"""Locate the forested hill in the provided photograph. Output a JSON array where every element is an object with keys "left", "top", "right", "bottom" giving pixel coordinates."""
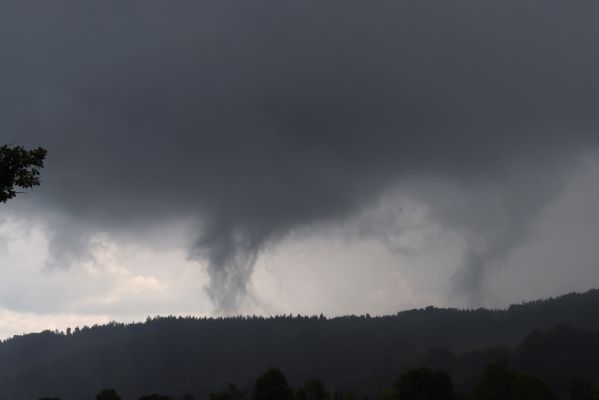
[{"left": 1, "top": 289, "right": 598, "bottom": 400}]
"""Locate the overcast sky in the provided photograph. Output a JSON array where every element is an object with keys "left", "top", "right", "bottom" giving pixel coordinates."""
[{"left": 1, "top": 1, "right": 599, "bottom": 339}]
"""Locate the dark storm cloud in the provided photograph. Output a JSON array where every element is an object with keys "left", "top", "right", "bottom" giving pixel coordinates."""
[{"left": 2, "top": 1, "right": 599, "bottom": 309}]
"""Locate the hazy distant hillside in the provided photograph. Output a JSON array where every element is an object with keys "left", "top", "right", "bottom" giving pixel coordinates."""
[{"left": 1, "top": 290, "right": 598, "bottom": 400}]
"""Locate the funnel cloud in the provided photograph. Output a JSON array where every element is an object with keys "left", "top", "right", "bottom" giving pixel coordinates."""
[{"left": 1, "top": 1, "right": 599, "bottom": 310}]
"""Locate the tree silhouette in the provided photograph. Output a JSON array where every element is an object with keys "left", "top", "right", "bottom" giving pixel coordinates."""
[
  {"left": 297, "top": 379, "right": 330, "bottom": 400},
  {"left": 210, "top": 384, "right": 246, "bottom": 400},
  {"left": 252, "top": 368, "right": 293, "bottom": 400},
  {"left": 471, "top": 359, "right": 512, "bottom": 400},
  {"left": 569, "top": 378, "right": 599, "bottom": 400},
  {"left": 3, "top": 290, "right": 599, "bottom": 400},
  {"left": 393, "top": 368, "right": 456, "bottom": 400},
  {"left": 512, "top": 372, "right": 557, "bottom": 400},
  {"left": 138, "top": 394, "right": 173, "bottom": 400},
  {"left": 472, "top": 360, "right": 555, "bottom": 400},
  {"left": 95, "top": 388, "right": 122, "bottom": 400},
  {"left": 0, "top": 144, "right": 47, "bottom": 202}
]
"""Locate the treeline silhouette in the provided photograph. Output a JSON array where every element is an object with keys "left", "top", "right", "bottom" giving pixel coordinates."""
[
  {"left": 2, "top": 289, "right": 599, "bottom": 400},
  {"left": 37, "top": 358, "right": 599, "bottom": 400}
]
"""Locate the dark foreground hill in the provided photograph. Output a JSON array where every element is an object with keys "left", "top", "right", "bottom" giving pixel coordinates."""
[{"left": 1, "top": 289, "right": 599, "bottom": 400}]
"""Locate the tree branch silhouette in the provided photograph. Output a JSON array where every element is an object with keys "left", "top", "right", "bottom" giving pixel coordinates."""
[{"left": 0, "top": 144, "right": 47, "bottom": 203}]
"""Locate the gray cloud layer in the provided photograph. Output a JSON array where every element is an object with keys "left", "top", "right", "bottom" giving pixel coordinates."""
[{"left": 1, "top": 1, "right": 599, "bottom": 310}]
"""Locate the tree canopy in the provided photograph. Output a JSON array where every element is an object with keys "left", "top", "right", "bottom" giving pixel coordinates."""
[
  {"left": 0, "top": 144, "right": 47, "bottom": 203},
  {"left": 3, "top": 291, "right": 599, "bottom": 400},
  {"left": 252, "top": 368, "right": 294, "bottom": 400},
  {"left": 296, "top": 379, "right": 329, "bottom": 400},
  {"left": 95, "top": 388, "right": 122, "bottom": 400},
  {"left": 472, "top": 360, "right": 556, "bottom": 400},
  {"left": 393, "top": 368, "right": 456, "bottom": 400}
]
